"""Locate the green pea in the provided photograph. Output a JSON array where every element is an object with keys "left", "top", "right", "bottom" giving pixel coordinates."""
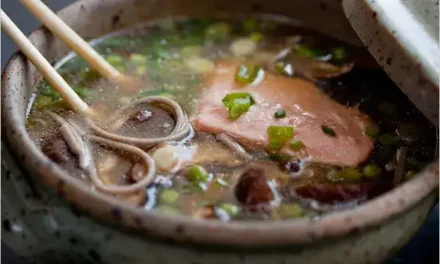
[
  {"left": 364, "top": 124, "right": 380, "bottom": 139},
  {"left": 278, "top": 203, "right": 305, "bottom": 218},
  {"left": 185, "top": 165, "right": 210, "bottom": 182},
  {"left": 378, "top": 134, "right": 398, "bottom": 145},
  {"left": 249, "top": 32, "right": 264, "bottom": 42},
  {"left": 205, "top": 22, "right": 231, "bottom": 41},
  {"left": 129, "top": 53, "right": 148, "bottom": 64},
  {"left": 336, "top": 168, "right": 361, "bottom": 180},
  {"left": 243, "top": 18, "right": 258, "bottom": 32},
  {"left": 331, "top": 47, "right": 347, "bottom": 62},
  {"left": 159, "top": 189, "right": 179, "bottom": 204},
  {"left": 363, "top": 164, "right": 382, "bottom": 178},
  {"left": 105, "top": 54, "right": 124, "bottom": 66}
]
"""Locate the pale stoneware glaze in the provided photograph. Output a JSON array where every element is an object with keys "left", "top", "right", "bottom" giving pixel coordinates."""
[
  {"left": 343, "top": 0, "right": 440, "bottom": 126},
  {"left": 2, "top": 0, "right": 439, "bottom": 263}
]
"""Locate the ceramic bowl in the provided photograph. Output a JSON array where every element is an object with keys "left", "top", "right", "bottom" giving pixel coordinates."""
[{"left": 2, "top": 0, "right": 438, "bottom": 263}]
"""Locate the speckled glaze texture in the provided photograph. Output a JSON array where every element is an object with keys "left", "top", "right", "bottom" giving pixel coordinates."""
[
  {"left": 2, "top": 0, "right": 439, "bottom": 263},
  {"left": 343, "top": 0, "right": 440, "bottom": 126}
]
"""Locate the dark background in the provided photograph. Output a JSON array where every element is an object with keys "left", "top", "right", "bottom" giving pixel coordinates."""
[{"left": 1, "top": 1, "right": 438, "bottom": 263}]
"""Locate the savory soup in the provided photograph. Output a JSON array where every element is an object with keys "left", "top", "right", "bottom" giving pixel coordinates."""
[{"left": 26, "top": 17, "right": 437, "bottom": 221}]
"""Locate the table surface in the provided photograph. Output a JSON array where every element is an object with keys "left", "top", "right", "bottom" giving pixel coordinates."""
[{"left": 1, "top": 1, "right": 438, "bottom": 263}]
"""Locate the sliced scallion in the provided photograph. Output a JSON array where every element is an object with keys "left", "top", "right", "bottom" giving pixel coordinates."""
[
  {"left": 289, "top": 140, "right": 305, "bottom": 151},
  {"left": 159, "top": 189, "right": 180, "bottom": 204},
  {"left": 321, "top": 125, "right": 336, "bottom": 137},
  {"left": 274, "top": 109, "right": 286, "bottom": 118},
  {"left": 215, "top": 178, "right": 229, "bottom": 188},
  {"left": 235, "top": 63, "right": 261, "bottom": 84},
  {"left": 363, "top": 164, "right": 382, "bottom": 178},
  {"left": 222, "top": 92, "right": 255, "bottom": 120},
  {"left": 267, "top": 126, "right": 294, "bottom": 150}
]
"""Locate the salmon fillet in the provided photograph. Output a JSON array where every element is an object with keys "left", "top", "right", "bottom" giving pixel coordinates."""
[{"left": 191, "top": 61, "right": 373, "bottom": 167}]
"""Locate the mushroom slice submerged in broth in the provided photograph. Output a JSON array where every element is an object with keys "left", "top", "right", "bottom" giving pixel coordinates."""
[{"left": 270, "top": 48, "right": 354, "bottom": 81}]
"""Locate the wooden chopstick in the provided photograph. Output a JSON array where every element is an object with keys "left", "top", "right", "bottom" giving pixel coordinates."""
[
  {"left": 19, "top": 0, "right": 138, "bottom": 90},
  {"left": 1, "top": 10, "right": 93, "bottom": 116}
]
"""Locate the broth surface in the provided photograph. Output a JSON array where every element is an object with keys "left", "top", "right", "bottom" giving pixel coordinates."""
[{"left": 27, "top": 17, "right": 437, "bottom": 221}]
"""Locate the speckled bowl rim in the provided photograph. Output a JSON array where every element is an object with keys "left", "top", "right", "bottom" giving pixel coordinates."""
[{"left": 2, "top": 0, "right": 439, "bottom": 247}]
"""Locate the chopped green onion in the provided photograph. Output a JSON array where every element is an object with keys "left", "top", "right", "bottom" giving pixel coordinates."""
[
  {"left": 243, "top": 18, "right": 258, "bottom": 32},
  {"left": 105, "top": 54, "right": 124, "bottom": 66},
  {"left": 378, "top": 134, "right": 398, "bottom": 145},
  {"left": 278, "top": 203, "right": 304, "bottom": 218},
  {"left": 215, "top": 178, "right": 229, "bottom": 187},
  {"left": 331, "top": 47, "right": 347, "bottom": 62},
  {"left": 159, "top": 189, "right": 180, "bottom": 204},
  {"left": 129, "top": 53, "right": 147, "bottom": 64},
  {"left": 249, "top": 32, "right": 264, "bottom": 42},
  {"left": 156, "top": 205, "right": 180, "bottom": 216},
  {"left": 336, "top": 168, "right": 361, "bottom": 180},
  {"left": 185, "top": 165, "right": 210, "bottom": 183},
  {"left": 365, "top": 124, "right": 380, "bottom": 139},
  {"left": 321, "top": 125, "right": 336, "bottom": 137},
  {"left": 268, "top": 153, "right": 291, "bottom": 162},
  {"left": 289, "top": 140, "right": 305, "bottom": 151},
  {"left": 219, "top": 203, "right": 239, "bottom": 216},
  {"left": 267, "top": 126, "right": 294, "bottom": 150},
  {"left": 274, "top": 109, "right": 286, "bottom": 118},
  {"left": 235, "top": 63, "right": 261, "bottom": 84},
  {"left": 363, "top": 164, "right": 382, "bottom": 178},
  {"left": 222, "top": 92, "right": 255, "bottom": 120},
  {"left": 205, "top": 22, "right": 231, "bottom": 41}
]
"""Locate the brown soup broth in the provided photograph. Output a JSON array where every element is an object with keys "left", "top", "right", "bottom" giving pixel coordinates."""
[{"left": 26, "top": 17, "right": 437, "bottom": 221}]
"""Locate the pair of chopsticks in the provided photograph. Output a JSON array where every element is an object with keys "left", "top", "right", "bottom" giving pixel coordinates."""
[{"left": 1, "top": 0, "right": 139, "bottom": 117}]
